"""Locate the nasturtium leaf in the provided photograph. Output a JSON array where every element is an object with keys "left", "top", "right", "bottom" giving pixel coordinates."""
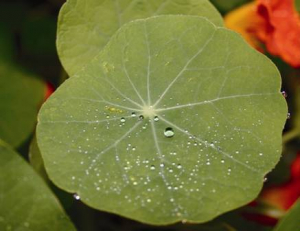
[
  {"left": 29, "top": 135, "right": 48, "bottom": 180},
  {"left": 57, "top": 0, "right": 223, "bottom": 76},
  {"left": 273, "top": 199, "right": 300, "bottom": 231},
  {"left": 0, "top": 140, "right": 76, "bottom": 231},
  {"left": 0, "top": 64, "right": 45, "bottom": 147},
  {"left": 37, "top": 16, "right": 287, "bottom": 224}
]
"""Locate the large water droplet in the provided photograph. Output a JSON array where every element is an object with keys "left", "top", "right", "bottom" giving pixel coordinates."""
[
  {"left": 154, "top": 116, "right": 159, "bottom": 122},
  {"left": 164, "top": 127, "right": 174, "bottom": 138},
  {"left": 139, "top": 115, "right": 144, "bottom": 120},
  {"left": 131, "top": 112, "right": 136, "bottom": 117},
  {"left": 120, "top": 117, "right": 126, "bottom": 123}
]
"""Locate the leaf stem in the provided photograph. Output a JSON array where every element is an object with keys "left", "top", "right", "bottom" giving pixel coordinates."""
[{"left": 282, "top": 128, "right": 300, "bottom": 144}]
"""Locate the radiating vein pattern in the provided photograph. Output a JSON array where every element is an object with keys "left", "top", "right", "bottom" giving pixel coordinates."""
[{"left": 38, "top": 16, "right": 287, "bottom": 225}]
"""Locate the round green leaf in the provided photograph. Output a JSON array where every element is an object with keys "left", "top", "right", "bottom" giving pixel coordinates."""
[
  {"left": 0, "top": 64, "right": 45, "bottom": 147},
  {"left": 37, "top": 16, "right": 287, "bottom": 224},
  {"left": 57, "top": 0, "right": 223, "bottom": 76},
  {"left": 0, "top": 140, "right": 76, "bottom": 231}
]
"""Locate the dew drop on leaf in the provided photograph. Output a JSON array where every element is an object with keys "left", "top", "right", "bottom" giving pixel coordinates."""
[
  {"left": 154, "top": 116, "right": 159, "bottom": 122},
  {"left": 164, "top": 127, "right": 174, "bottom": 138},
  {"left": 73, "top": 194, "right": 80, "bottom": 200},
  {"left": 131, "top": 112, "right": 136, "bottom": 118},
  {"left": 150, "top": 165, "right": 155, "bottom": 170},
  {"left": 120, "top": 117, "right": 126, "bottom": 123}
]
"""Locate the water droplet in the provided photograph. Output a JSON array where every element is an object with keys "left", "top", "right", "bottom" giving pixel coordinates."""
[
  {"left": 106, "top": 115, "right": 110, "bottom": 119},
  {"left": 146, "top": 198, "right": 151, "bottom": 203},
  {"left": 73, "top": 194, "right": 80, "bottom": 200},
  {"left": 227, "top": 168, "right": 232, "bottom": 175},
  {"left": 139, "top": 115, "right": 144, "bottom": 120},
  {"left": 221, "top": 159, "right": 225, "bottom": 164},
  {"left": 281, "top": 91, "right": 287, "bottom": 98},
  {"left": 259, "top": 152, "right": 263, "bottom": 156},
  {"left": 120, "top": 117, "right": 126, "bottom": 123},
  {"left": 170, "top": 198, "right": 174, "bottom": 202},
  {"left": 287, "top": 112, "right": 291, "bottom": 119},
  {"left": 264, "top": 177, "right": 268, "bottom": 182},
  {"left": 131, "top": 112, "right": 136, "bottom": 117},
  {"left": 177, "top": 164, "right": 182, "bottom": 169},
  {"left": 150, "top": 165, "right": 155, "bottom": 170},
  {"left": 154, "top": 116, "right": 159, "bottom": 122},
  {"left": 164, "top": 127, "right": 174, "bottom": 138}
]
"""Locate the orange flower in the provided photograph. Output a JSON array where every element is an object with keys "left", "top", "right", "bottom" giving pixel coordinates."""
[
  {"left": 260, "top": 154, "right": 300, "bottom": 210},
  {"left": 44, "top": 82, "right": 54, "bottom": 101},
  {"left": 224, "top": 2, "right": 263, "bottom": 50},
  {"left": 225, "top": 0, "right": 300, "bottom": 67}
]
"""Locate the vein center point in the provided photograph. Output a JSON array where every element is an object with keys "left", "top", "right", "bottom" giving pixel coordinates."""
[{"left": 142, "top": 105, "right": 156, "bottom": 118}]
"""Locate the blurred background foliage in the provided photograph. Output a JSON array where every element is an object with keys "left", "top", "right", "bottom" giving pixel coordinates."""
[{"left": 0, "top": 0, "right": 300, "bottom": 230}]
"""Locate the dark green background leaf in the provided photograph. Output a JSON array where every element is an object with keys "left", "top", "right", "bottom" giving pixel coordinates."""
[
  {"left": 273, "top": 199, "right": 300, "bottom": 231},
  {"left": 210, "top": 0, "right": 250, "bottom": 14},
  {"left": 0, "top": 64, "right": 45, "bottom": 147},
  {"left": 0, "top": 140, "right": 76, "bottom": 231}
]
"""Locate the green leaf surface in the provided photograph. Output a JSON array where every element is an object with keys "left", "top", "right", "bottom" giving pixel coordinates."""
[
  {"left": 57, "top": 0, "right": 223, "bottom": 76},
  {"left": 273, "top": 199, "right": 300, "bottom": 231},
  {"left": 0, "top": 140, "right": 76, "bottom": 231},
  {"left": 0, "top": 64, "right": 45, "bottom": 147},
  {"left": 38, "top": 16, "right": 287, "bottom": 224},
  {"left": 29, "top": 135, "right": 48, "bottom": 180}
]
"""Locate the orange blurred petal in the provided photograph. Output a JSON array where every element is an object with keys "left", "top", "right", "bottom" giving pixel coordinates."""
[
  {"left": 256, "top": 0, "right": 300, "bottom": 67},
  {"left": 224, "top": 2, "right": 263, "bottom": 50}
]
